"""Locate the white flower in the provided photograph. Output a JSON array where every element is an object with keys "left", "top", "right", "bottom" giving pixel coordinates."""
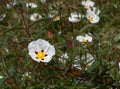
[
  {"left": 81, "top": 0, "right": 94, "bottom": 9},
  {"left": 30, "top": 13, "right": 42, "bottom": 21},
  {"left": 6, "top": 0, "right": 17, "bottom": 8},
  {"left": 82, "top": 53, "right": 94, "bottom": 66},
  {"left": 0, "top": 75, "right": 3, "bottom": 79},
  {"left": 53, "top": 16, "right": 60, "bottom": 21},
  {"left": 28, "top": 39, "right": 55, "bottom": 63},
  {"left": 0, "top": 14, "right": 6, "bottom": 21},
  {"left": 59, "top": 53, "right": 68, "bottom": 64},
  {"left": 26, "top": 2, "right": 37, "bottom": 8},
  {"left": 73, "top": 53, "right": 94, "bottom": 70},
  {"left": 76, "top": 34, "right": 92, "bottom": 43},
  {"left": 68, "top": 12, "right": 81, "bottom": 23},
  {"left": 40, "top": 0, "right": 47, "bottom": 4},
  {"left": 86, "top": 7, "right": 100, "bottom": 23}
]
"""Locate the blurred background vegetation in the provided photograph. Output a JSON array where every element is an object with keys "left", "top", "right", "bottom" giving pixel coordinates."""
[{"left": 0, "top": 0, "right": 120, "bottom": 89}]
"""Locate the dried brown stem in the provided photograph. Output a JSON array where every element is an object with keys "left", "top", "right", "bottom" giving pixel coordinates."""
[{"left": 19, "top": 9, "right": 31, "bottom": 38}]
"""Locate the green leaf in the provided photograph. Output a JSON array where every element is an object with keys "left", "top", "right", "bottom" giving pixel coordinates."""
[{"left": 87, "top": 60, "right": 100, "bottom": 73}]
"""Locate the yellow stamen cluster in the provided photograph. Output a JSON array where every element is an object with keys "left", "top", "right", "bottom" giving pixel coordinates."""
[
  {"left": 88, "top": 17, "right": 93, "bottom": 23},
  {"left": 82, "top": 39, "right": 87, "bottom": 43},
  {"left": 35, "top": 50, "right": 47, "bottom": 60},
  {"left": 55, "top": 16, "right": 60, "bottom": 20},
  {"left": 85, "top": 5, "right": 90, "bottom": 9},
  {"left": 28, "top": 75, "right": 32, "bottom": 79},
  {"left": 85, "top": 63, "right": 89, "bottom": 67}
]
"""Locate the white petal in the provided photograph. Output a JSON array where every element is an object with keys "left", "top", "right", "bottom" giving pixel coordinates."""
[
  {"left": 41, "top": 56, "right": 52, "bottom": 62},
  {"left": 28, "top": 39, "right": 55, "bottom": 63},
  {"left": 76, "top": 35, "right": 85, "bottom": 42},
  {"left": 26, "top": 3, "right": 37, "bottom": 8},
  {"left": 81, "top": 53, "right": 94, "bottom": 66},
  {"left": 45, "top": 46, "right": 55, "bottom": 56},
  {"left": 29, "top": 52, "right": 41, "bottom": 62},
  {"left": 30, "top": 13, "right": 42, "bottom": 21},
  {"left": 81, "top": 1, "right": 86, "bottom": 5},
  {"left": 81, "top": 0, "right": 94, "bottom": 9},
  {"left": 92, "top": 7, "right": 100, "bottom": 15},
  {"left": 68, "top": 12, "right": 81, "bottom": 23},
  {"left": 68, "top": 17, "right": 80, "bottom": 23},
  {"left": 85, "top": 34, "right": 92, "bottom": 42},
  {"left": 87, "top": 0, "right": 94, "bottom": 7},
  {"left": 93, "top": 16, "right": 100, "bottom": 23}
]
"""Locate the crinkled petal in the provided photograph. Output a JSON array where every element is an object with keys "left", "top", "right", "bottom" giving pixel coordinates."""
[
  {"left": 85, "top": 34, "right": 92, "bottom": 42},
  {"left": 28, "top": 39, "right": 55, "bottom": 63}
]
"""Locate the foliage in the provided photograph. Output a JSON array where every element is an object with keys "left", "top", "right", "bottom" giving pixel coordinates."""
[{"left": 0, "top": 0, "right": 120, "bottom": 89}]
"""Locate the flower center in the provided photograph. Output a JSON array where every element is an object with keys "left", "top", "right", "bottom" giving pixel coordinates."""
[
  {"left": 88, "top": 17, "right": 93, "bottom": 23},
  {"left": 85, "top": 5, "right": 90, "bottom": 9},
  {"left": 35, "top": 50, "right": 47, "bottom": 60},
  {"left": 85, "top": 62, "right": 89, "bottom": 67},
  {"left": 82, "top": 39, "right": 87, "bottom": 43},
  {"left": 28, "top": 75, "right": 32, "bottom": 79},
  {"left": 54, "top": 16, "right": 60, "bottom": 20},
  {"left": 34, "top": 15, "right": 39, "bottom": 20}
]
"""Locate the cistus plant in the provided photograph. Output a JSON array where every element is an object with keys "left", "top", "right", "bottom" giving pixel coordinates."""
[{"left": 0, "top": 0, "right": 120, "bottom": 89}]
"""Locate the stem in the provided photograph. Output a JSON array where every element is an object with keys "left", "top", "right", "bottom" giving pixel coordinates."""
[
  {"left": 19, "top": 9, "right": 31, "bottom": 38},
  {"left": 1, "top": 56, "right": 9, "bottom": 76}
]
